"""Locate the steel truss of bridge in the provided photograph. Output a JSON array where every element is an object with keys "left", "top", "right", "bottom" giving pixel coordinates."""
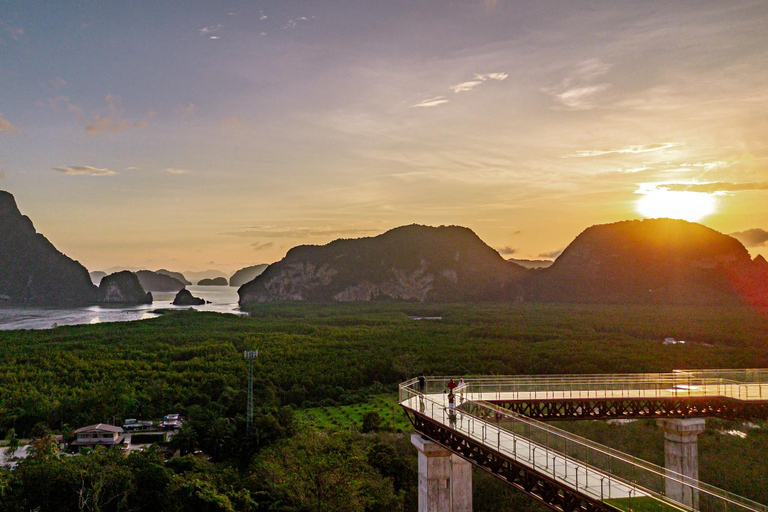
[{"left": 400, "top": 370, "right": 768, "bottom": 512}]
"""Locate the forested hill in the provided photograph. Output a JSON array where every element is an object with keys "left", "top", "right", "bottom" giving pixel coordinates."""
[
  {"left": 526, "top": 218, "right": 766, "bottom": 305},
  {"left": 0, "top": 190, "right": 96, "bottom": 305},
  {"left": 238, "top": 224, "right": 527, "bottom": 304}
]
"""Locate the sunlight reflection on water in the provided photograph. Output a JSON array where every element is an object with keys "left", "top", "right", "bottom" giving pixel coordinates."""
[{"left": 0, "top": 285, "right": 244, "bottom": 330}]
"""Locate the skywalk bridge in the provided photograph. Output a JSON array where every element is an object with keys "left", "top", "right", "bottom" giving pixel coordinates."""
[{"left": 399, "top": 370, "right": 768, "bottom": 512}]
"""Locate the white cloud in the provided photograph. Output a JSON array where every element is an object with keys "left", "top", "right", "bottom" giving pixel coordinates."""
[
  {"left": 199, "top": 24, "right": 222, "bottom": 35},
  {"left": 449, "top": 72, "right": 507, "bottom": 93},
  {"left": 412, "top": 96, "right": 449, "bottom": 108},
  {"left": 450, "top": 80, "right": 484, "bottom": 93},
  {"left": 0, "top": 113, "right": 17, "bottom": 134},
  {"left": 53, "top": 165, "right": 117, "bottom": 176},
  {"left": 567, "top": 143, "right": 680, "bottom": 158},
  {"left": 544, "top": 59, "right": 612, "bottom": 110},
  {"left": 166, "top": 168, "right": 189, "bottom": 175},
  {"left": 553, "top": 84, "right": 611, "bottom": 109}
]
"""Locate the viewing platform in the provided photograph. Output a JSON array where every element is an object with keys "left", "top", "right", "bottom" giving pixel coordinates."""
[{"left": 400, "top": 370, "right": 768, "bottom": 512}]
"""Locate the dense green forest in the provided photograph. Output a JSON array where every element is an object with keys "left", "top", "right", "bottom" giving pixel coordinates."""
[{"left": 1, "top": 302, "right": 767, "bottom": 511}]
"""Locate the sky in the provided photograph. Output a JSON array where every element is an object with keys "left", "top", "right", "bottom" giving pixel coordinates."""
[{"left": 1, "top": 1, "right": 768, "bottom": 274}]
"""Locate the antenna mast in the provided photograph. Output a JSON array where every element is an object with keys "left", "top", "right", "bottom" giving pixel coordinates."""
[{"left": 243, "top": 350, "right": 259, "bottom": 433}]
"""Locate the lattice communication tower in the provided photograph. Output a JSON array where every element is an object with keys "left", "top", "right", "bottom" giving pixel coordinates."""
[{"left": 243, "top": 350, "right": 259, "bottom": 433}]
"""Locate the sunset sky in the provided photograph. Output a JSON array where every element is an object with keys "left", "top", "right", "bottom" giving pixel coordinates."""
[{"left": 2, "top": 1, "right": 767, "bottom": 274}]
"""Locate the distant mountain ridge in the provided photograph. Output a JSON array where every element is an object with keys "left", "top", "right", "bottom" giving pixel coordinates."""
[
  {"left": 508, "top": 258, "right": 553, "bottom": 269},
  {"left": 0, "top": 191, "right": 97, "bottom": 305},
  {"left": 230, "top": 264, "right": 269, "bottom": 287},
  {"left": 135, "top": 270, "right": 185, "bottom": 292},
  {"left": 239, "top": 224, "right": 526, "bottom": 304}
]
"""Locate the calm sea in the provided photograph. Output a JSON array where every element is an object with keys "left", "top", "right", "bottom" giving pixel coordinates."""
[{"left": 0, "top": 285, "right": 244, "bottom": 330}]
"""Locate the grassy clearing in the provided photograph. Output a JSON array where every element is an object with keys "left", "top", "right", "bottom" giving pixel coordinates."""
[
  {"left": 295, "top": 393, "right": 412, "bottom": 432},
  {"left": 605, "top": 496, "right": 690, "bottom": 512}
]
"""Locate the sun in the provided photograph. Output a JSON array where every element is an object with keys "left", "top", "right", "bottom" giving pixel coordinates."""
[{"left": 637, "top": 190, "right": 717, "bottom": 222}]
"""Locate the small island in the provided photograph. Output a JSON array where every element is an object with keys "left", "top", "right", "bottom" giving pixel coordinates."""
[
  {"left": 197, "top": 277, "right": 228, "bottom": 286},
  {"left": 172, "top": 288, "right": 206, "bottom": 306}
]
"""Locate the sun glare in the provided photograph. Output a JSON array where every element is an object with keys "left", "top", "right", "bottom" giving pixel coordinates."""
[{"left": 637, "top": 190, "right": 717, "bottom": 222}]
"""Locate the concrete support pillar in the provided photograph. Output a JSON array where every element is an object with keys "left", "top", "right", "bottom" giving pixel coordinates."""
[
  {"left": 656, "top": 418, "right": 706, "bottom": 509},
  {"left": 411, "top": 434, "right": 472, "bottom": 512}
]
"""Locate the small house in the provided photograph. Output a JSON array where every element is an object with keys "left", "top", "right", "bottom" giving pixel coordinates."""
[{"left": 71, "top": 424, "right": 125, "bottom": 450}]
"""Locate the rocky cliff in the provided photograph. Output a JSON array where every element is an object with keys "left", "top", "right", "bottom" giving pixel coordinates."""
[
  {"left": 98, "top": 271, "right": 152, "bottom": 304},
  {"left": 526, "top": 218, "right": 757, "bottom": 304},
  {"left": 229, "top": 264, "right": 269, "bottom": 287},
  {"left": 0, "top": 191, "right": 97, "bottom": 305},
  {"left": 238, "top": 224, "right": 527, "bottom": 304}
]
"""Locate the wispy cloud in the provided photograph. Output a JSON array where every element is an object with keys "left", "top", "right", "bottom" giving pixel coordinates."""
[
  {"left": 166, "top": 168, "right": 189, "bottom": 175},
  {"left": 544, "top": 59, "right": 612, "bottom": 110},
  {"left": 36, "top": 95, "right": 84, "bottom": 117},
  {"left": 567, "top": 143, "right": 680, "bottom": 158},
  {"left": 729, "top": 228, "right": 768, "bottom": 247},
  {"left": 411, "top": 96, "right": 449, "bottom": 108},
  {"left": 0, "top": 20, "right": 23, "bottom": 41},
  {"left": 0, "top": 113, "right": 17, "bottom": 134},
  {"left": 0, "top": 171, "right": 5, "bottom": 179},
  {"left": 251, "top": 242, "right": 274, "bottom": 251},
  {"left": 495, "top": 246, "right": 516, "bottom": 255},
  {"left": 661, "top": 181, "right": 768, "bottom": 193},
  {"left": 86, "top": 117, "right": 147, "bottom": 135},
  {"left": 617, "top": 166, "right": 652, "bottom": 174},
  {"left": 449, "top": 72, "right": 508, "bottom": 93},
  {"left": 175, "top": 103, "right": 196, "bottom": 117},
  {"left": 85, "top": 95, "right": 152, "bottom": 136},
  {"left": 53, "top": 165, "right": 117, "bottom": 176},
  {"left": 199, "top": 24, "right": 222, "bottom": 35}
]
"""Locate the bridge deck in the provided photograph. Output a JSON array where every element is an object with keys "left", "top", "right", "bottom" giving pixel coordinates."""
[{"left": 404, "top": 393, "right": 644, "bottom": 502}]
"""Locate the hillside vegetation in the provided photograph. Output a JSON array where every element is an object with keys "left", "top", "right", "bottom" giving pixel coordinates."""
[{"left": 1, "top": 303, "right": 768, "bottom": 511}]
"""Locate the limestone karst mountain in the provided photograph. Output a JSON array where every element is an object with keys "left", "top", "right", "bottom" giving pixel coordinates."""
[
  {"left": 526, "top": 218, "right": 760, "bottom": 305},
  {"left": 98, "top": 271, "right": 152, "bottom": 304},
  {"left": 238, "top": 224, "right": 527, "bottom": 304},
  {"left": 0, "top": 190, "right": 97, "bottom": 305}
]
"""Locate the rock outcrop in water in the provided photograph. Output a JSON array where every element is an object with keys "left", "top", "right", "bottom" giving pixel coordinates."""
[
  {"left": 135, "top": 270, "right": 185, "bottom": 292},
  {"left": 198, "top": 277, "right": 228, "bottom": 286},
  {"left": 98, "top": 271, "right": 152, "bottom": 304},
  {"left": 0, "top": 190, "right": 97, "bottom": 305},
  {"left": 172, "top": 288, "right": 206, "bottom": 305},
  {"left": 238, "top": 224, "right": 527, "bottom": 304},
  {"left": 229, "top": 264, "right": 269, "bottom": 287},
  {"left": 173, "top": 288, "right": 206, "bottom": 306}
]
